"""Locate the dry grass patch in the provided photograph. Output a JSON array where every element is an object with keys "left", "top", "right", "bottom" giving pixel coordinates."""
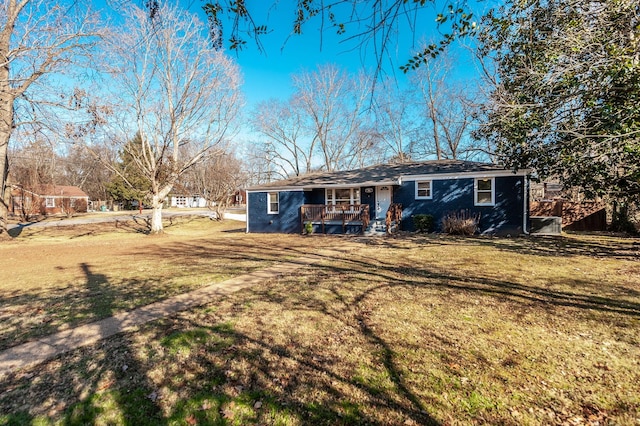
[
  {"left": 0, "top": 229, "right": 639, "bottom": 425},
  {"left": 0, "top": 217, "right": 334, "bottom": 351}
]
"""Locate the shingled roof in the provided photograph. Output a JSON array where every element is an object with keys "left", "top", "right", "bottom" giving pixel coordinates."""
[
  {"left": 249, "top": 160, "right": 516, "bottom": 190},
  {"left": 12, "top": 185, "right": 89, "bottom": 198}
]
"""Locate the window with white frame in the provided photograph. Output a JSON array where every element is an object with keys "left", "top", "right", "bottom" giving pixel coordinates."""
[
  {"left": 45, "top": 197, "right": 55, "bottom": 208},
  {"left": 475, "top": 178, "right": 495, "bottom": 206},
  {"left": 267, "top": 192, "right": 279, "bottom": 214},
  {"left": 325, "top": 188, "right": 361, "bottom": 206},
  {"left": 175, "top": 196, "right": 187, "bottom": 206},
  {"left": 415, "top": 180, "right": 432, "bottom": 199}
]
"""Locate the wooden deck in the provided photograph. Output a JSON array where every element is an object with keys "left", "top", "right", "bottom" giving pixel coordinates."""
[{"left": 300, "top": 204, "right": 370, "bottom": 234}]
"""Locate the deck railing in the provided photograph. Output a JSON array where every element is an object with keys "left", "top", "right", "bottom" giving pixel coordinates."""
[{"left": 301, "top": 204, "right": 370, "bottom": 234}]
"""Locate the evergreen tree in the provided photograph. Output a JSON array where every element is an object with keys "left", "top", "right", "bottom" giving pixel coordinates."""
[
  {"left": 477, "top": 0, "right": 640, "bottom": 203},
  {"left": 106, "top": 133, "right": 151, "bottom": 210}
]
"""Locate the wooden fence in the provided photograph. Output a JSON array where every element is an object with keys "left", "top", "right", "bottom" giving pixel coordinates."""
[{"left": 530, "top": 200, "right": 606, "bottom": 231}]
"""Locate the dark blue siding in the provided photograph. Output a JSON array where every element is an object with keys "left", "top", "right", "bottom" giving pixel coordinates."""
[
  {"left": 247, "top": 190, "right": 307, "bottom": 233},
  {"left": 307, "top": 188, "right": 325, "bottom": 204},
  {"left": 306, "top": 223, "right": 365, "bottom": 234},
  {"left": 248, "top": 176, "right": 526, "bottom": 235},
  {"left": 395, "top": 176, "right": 525, "bottom": 235},
  {"left": 361, "top": 186, "right": 376, "bottom": 220},
  {"left": 487, "top": 176, "right": 526, "bottom": 235}
]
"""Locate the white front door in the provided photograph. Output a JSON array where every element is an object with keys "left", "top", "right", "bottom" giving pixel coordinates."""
[{"left": 375, "top": 186, "right": 391, "bottom": 219}]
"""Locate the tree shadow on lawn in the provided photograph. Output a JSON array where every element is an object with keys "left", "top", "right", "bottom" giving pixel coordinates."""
[
  {"left": 130, "top": 235, "right": 331, "bottom": 268},
  {"left": 1, "top": 237, "right": 639, "bottom": 424},
  {"left": 200, "top": 255, "right": 640, "bottom": 421},
  {"left": 5, "top": 231, "right": 634, "bottom": 354},
  {"left": 485, "top": 233, "right": 640, "bottom": 260},
  {"left": 163, "top": 247, "right": 639, "bottom": 422},
  {"left": 143, "top": 235, "right": 640, "bottom": 320},
  {"left": 0, "top": 234, "right": 309, "bottom": 352},
  {"left": 0, "top": 269, "right": 186, "bottom": 352},
  {"left": 340, "top": 252, "right": 640, "bottom": 320},
  {"left": 128, "top": 238, "right": 638, "bottom": 421},
  {"left": 0, "top": 262, "right": 167, "bottom": 425},
  {"left": 0, "top": 236, "right": 445, "bottom": 425},
  {"left": 0, "top": 318, "right": 440, "bottom": 425},
  {"left": 0, "top": 261, "right": 441, "bottom": 425},
  {"left": 360, "top": 232, "right": 640, "bottom": 261}
]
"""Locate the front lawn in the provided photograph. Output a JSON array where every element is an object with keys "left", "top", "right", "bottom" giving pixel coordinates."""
[{"left": 1, "top": 221, "right": 638, "bottom": 425}]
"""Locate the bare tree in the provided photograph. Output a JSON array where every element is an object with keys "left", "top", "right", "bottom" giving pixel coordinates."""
[
  {"left": 250, "top": 98, "right": 310, "bottom": 178},
  {"left": 243, "top": 148, "right": 275, "bottom": 185},
  {"left": 293, "top": 64, "right": 375, "bottom": 172},
  {"left": 180, "top": 149, "right": 247, "bottom": 220},
  {"left": 62, "top": 143, "right": 114, "bottom": 202},
  {"left": 250, "top": 64, "right": 378, "bottom": 177},
  {"left": 410, "top": 51, "right": 482, "bottom": 160},
  {"left": 372, "top": 79, "right": 419, "bottom": 162},
  {"left": 349, "top": 127, "right": 386, "bottom": 168},
  {"left": 9, "top": 139, "right": 59, "bottom": 189},
  {"left": 102, "top": 3, "right": 242, "bottom": 234},
  {"left": 0, "top": 0, "right": 100, "bottom": 238}
]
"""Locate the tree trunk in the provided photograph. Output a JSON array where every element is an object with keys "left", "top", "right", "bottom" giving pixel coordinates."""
[
  {"left": 150, "top": 194, "right": 164, "bottom": 234},
  {"left": 0, "top": 117, "right": 12, "bottom": 240}
]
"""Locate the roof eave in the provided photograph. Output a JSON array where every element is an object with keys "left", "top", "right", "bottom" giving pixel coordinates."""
[{"left": 402, "top": 169, "right": 530, "bottom": 181}]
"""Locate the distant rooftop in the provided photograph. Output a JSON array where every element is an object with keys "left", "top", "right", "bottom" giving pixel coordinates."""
[{"left": 12, "top": 184, "right": 89, "bottom": 198}]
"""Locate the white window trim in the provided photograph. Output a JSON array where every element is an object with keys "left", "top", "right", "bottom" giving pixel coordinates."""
[
  {"left": 474, "top": 177, "right": 495, "bottom": 206},
  {"left": 45, "top": 197, "right": 55, "bottom": 208},
  {"left": 267, "top": 192, "right": 279, "bottom": 214},
  {"left": 325, "top": 188, "right": 361, "bottom": 205},
  {"left": 415, "top": 180, "right": 433, "bottom": 200}
]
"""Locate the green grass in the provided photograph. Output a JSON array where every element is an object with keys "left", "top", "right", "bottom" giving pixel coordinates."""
[{"left": 0, "top": 224, "right": 639, "bottom": 425}]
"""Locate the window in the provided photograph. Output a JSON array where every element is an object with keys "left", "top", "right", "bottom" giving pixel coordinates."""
[
  {"left": 175, "top": 196, "right": 187, "bottom": 207},
  {"left": 475, "top": 178, "right": 495, "bottom": 206},
  {"left": 415, "top": 180, "right": 432, "bottom": 199},
  {"left": 267, "top": 192, "right": 279, "bottom": 214},
  {"left": 12, "top": 197, "right": 22, "bottom": 211},
  {"left": 45, "top": 197, "right": 55, "bottom": 208},
  {"left": 325, "top": 188, "right": 361, "bottom": 206}
]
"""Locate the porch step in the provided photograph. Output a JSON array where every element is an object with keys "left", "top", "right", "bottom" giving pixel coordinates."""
[{"left": 364, "top": 219, "right": 387, "bottom": 236}]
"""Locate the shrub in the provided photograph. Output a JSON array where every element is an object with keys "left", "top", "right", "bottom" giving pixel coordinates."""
[
  {"left": 304, "top": 221, "right": 314, "bottom": 235},
  {"left": 610, "top": 202, "right": 638, "bottom": 234},
  {"left": 413, "top": 214, "right": 435, "bottom": 232},
  {"left": 441, "top": 210, "right": 481, "bottom": 235}
]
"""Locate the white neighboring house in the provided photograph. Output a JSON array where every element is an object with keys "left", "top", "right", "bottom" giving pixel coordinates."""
[{"left": 170, "top": 194, "right": 208, "bottom": 208}]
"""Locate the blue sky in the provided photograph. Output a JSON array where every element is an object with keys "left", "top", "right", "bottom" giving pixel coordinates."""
[
  {"left": 90, "top": 0, "right": 493, "bottom": 149},
  {"left": 170, "top": 1, "right": 488, "bottom": 107},
  {"left": 92, "top": 1, "right": 494, "bottom": 108}
]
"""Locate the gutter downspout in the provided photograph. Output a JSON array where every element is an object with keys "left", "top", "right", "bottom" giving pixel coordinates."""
[
  {"left": 245, "top": 192, "right": 249, "bottom": 233},
  {"left": 523, "top": 175, "right": 530, "bottom": 235}
]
